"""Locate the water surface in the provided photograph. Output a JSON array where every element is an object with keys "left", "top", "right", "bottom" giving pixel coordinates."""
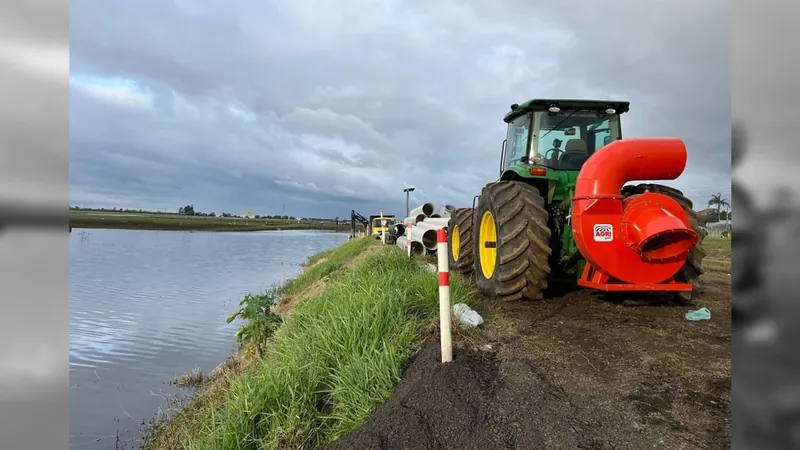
[{"left": 69, "top": 228, "right": 348, "bottom": 449}]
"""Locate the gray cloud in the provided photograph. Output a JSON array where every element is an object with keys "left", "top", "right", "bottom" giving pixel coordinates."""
[{"left": 70, "top": 0, "right": 731, "bottom": 217}]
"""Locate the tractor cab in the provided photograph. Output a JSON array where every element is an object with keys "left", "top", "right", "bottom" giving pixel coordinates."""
[{"left": 501, "top": 99, "right": 629, "bottom": 174}]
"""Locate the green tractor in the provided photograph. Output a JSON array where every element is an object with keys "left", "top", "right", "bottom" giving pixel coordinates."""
[{"left": 447, "top": 99, "right": 707, "bottom": 301}]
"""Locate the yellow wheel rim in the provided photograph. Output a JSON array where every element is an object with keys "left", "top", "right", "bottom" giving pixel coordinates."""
[
  {"left": 452, "top": 224, "right": 461, "bottom": 261},
  {"left": 479, "top": 211, "right": 497, "bottom": 279}
]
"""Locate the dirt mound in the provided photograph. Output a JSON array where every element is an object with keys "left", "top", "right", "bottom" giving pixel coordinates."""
[
  {"left": 324, "top": 273, "right": 731, "bottom": 450},
  {"left": 272, "top": 278, "right": 328, "bottom": 318},
  {"left": 324, "top": 341, "right": 629, "bottom": 450},
  {"left": 325, "top": 340, "right": 657, "bottom": 449}
]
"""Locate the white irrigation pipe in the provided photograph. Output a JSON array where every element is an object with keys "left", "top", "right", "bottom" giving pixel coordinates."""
[
  {"left": 420, "top": 217, "right": 450, "bottom": 228},
  {"left": 414, "top": 221, "right": 440, "bottom": 232},
  {"left": 409, "top": 202, "right": 435, "bottom": 217},
  {"left": 409, "top": 224, "right": 437, "bottom": 250},
  {"left": 440, "top": 204, "right": 456, "bottom": 218},
  {"left": 436, "top": 228, "right": 453, "bottom": 363},
  {"left": 404, "top": 214, "right": 426, "bottom": 225},
  {"left": 398, "top": 234, "right": 424, "bottom": 255}
]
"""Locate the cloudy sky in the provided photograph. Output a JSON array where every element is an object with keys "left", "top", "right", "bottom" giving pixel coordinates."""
[{"left": 69, "top": 0, "right": 731, "bottom": 218}]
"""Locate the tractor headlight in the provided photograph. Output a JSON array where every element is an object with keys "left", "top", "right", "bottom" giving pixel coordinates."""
[
  {"left": 548, "top": 105, "right": 561, "bottom": 113},
  {"left": 605, "top": 107, "right": 616, "bottom": 115}
]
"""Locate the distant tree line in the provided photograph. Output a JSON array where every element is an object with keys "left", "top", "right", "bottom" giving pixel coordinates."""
[{"left": 70, "top": 205, "right": 344, "bottom": 224}]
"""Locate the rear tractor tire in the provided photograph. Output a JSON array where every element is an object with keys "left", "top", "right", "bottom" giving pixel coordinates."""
[
  {"left": 447, "top": 207, "right": 475, "bottom": 275},
  {"left": 622, "top": 183, "right": 708, "bottom": 301},
  {"left": 473, "top": 181, "right": 552, "bottom": 301}
]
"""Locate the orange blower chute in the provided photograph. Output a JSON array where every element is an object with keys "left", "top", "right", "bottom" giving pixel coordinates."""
[{"left": 571, "top": 138, "right": 699, "bottom": 291}]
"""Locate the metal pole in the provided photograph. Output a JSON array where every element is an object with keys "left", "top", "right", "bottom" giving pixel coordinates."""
[{"left": 403, "top": 187, "right": 415, "bottom": 218}]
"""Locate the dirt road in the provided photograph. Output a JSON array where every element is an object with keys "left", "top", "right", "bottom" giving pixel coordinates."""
[{"left": 325, "top": 273, "right": 731, "bottom": 450}]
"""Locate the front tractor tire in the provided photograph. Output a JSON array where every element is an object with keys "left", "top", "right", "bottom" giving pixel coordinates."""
[
  {"left": 473, "top": 181, "right": 552, "bottom": 301},
  {"left": 622, "top": 183, "right": 708, "bottom": 301},
  {"left": 447, "top": 207, "right": 475, "bottom": 275}
]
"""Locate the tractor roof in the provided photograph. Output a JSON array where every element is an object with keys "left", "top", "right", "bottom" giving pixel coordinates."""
[{"left": 503, "top": 98, "right": 631, "bottom": 123}]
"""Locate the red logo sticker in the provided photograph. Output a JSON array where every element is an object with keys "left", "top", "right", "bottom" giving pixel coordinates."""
[{"left": 593, "top": 224, "right": 613, "bottom": 242}]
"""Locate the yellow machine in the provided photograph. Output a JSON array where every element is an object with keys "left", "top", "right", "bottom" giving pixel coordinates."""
[{"left": 369, "top": 215, "right": 395, "bottom": 238}]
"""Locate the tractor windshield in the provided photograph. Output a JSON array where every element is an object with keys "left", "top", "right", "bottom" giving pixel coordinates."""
[{"left": 534, "top": 110, "right": 621, "bottom": 170}]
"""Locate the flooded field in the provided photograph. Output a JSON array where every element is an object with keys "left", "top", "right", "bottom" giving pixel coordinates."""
[{"left": 69, "top": 228, "right": 348, "bottom": 449}]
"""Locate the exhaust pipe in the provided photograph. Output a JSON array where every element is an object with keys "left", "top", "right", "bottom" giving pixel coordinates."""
[
  {"left": 571, "top": 138, "right": 698, "bottom": 286},
  {"left": 409, "top": 224, "right": 438, "bottom": 250},
  {"left": 622, "top": 198, "right": 696, "bottom": 262},
  {"left": 409, "top": 202, "right": 435, "bottom": 217}
]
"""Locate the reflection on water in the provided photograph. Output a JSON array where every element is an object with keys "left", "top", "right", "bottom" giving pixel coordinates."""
[{"left": 69, "top": 228, "right": 347, "bottom": 449}]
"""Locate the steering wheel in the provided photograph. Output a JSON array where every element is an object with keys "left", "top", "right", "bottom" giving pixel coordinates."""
[{"left": 543, "top": 148, "right": 559, "bottom": 164}]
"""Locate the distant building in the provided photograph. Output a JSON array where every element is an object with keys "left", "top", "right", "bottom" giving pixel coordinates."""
[{"left": 697, "top": 208, "right": 717, "bottom": 217}]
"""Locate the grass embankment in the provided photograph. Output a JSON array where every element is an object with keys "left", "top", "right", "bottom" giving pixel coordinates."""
[
  {"left": 144, "top": 237, "right": 476, "bottom": 450},
  {"left": 703, "top": 236, "right": 731, "bottom": 258},
  {"left": 701, "top": 236, "right": 731, "bottom": 272},
  {"left": 70, "top": 212, "right": 349, "bottom": 232}
]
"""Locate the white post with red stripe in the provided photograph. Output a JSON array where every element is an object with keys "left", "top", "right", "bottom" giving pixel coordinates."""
[
  {"left": 407, "top": 223, "right": 412, "bottom": 257},
  {"left": 380, "top": 210, "right": 386, "bottom": 245},
  {"left": 436, "top": 228, "right": 453, "bottom": 363}
]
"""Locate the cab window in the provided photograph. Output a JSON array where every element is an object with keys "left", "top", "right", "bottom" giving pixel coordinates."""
[{"left": 504, "top": 113, "right": 531, "bottom": 169}]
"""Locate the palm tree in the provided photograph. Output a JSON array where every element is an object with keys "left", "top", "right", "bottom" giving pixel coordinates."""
[{"left": 708, "top": 193, "right": 730, "bottom": 225}]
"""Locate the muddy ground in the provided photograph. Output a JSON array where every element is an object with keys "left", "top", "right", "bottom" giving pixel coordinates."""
[{"left": 325, "top": 273, "right": 731, "bottom": 450}]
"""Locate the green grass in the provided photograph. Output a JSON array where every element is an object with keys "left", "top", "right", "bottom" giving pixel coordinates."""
[
  {"left": 190, "top": 247, "right": 475, "bottom": 449},
  {"left": 282, "top": 237, "right": 375, "bottom": 296},
  {"left": 144, "top": 239, "right": 477, "bottom": 450},
  {"left": 702, "top": 236, "right": 731, "bottom": 259},
  {"left": 70, "top": 212, "right": 350, "bottom": 232},
  {"left": 702, "top": 236, "right": 731, "bottom": 251}
]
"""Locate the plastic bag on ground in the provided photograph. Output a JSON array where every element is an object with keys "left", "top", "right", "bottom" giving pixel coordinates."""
[
  {"left": 685, "top": 307, "right": 711, "bottom": 321},
  {"left": 452, "top": 303, "right": 484, "bottom": 327}
]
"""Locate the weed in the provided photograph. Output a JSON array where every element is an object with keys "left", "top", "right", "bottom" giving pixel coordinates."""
[
  {"left": 172, "top": 368, "right": 205, "bottom": 388},
  {"left": 319, "top": 261, "right": 343, "bottom": 278},
  {"left": 226, "top": 290, "right": 283, "bottom": 347}
]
